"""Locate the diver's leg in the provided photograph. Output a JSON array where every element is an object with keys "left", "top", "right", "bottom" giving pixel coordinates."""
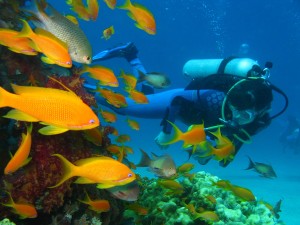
[
  {"left": 92, "top": 42, "right": 154, "bottom": 94},
  {"left": 95, "top": 89, "right": 184, "bottom": 118}
]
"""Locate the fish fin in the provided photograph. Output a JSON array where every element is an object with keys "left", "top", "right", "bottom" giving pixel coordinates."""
[
  {"left": 38, "top": 125, "right": 69, "bottom": 135},
  {"left": 47, "top": 76, "right": 78, "bottom": 96},
  {"left": 3, "top": 109, "right": 39, "bottom": 122},
  {"left": 118, "top": 0, "right": 132, "bottom": 10},
  {"left": 74, "top": 156, "right": 115, "bottom": 166},
  {"left": 20, "top": 157, "right": 32, "bottom": 168},
  {"left": 49, "top": 154, "right": 76, "bottom": 188},
  {"left": 18, "top": 20, "right": 35, "bottom": 39},
  {"left": 1, "top": 191, "right": 14, "bottom": 207},
  {"left": 244, "top": 156, "right": 255, "bottom": 170},
  {"left": 160, "top": 121, "right": 182, "bottom": 145},
  {"left": 136, "top": 148, "right": 151, "bottom": 167},
  {"left": 0, "top": 86, "right": 10, "bottom": 107},
  {"left": 97, "top": 183, "right": 115, "bottom": 189},
  {"left": 41, "top": 56, "right": 55, "bottom": 65},
  {"left": 137, "top": 70, "right": 146, "bottom": 82},
  {"left": 35, "top": 27, "right": 68, "bottom": 50},
  {"left": 74, "top": 177, "right": 96, "bottom": 184}
]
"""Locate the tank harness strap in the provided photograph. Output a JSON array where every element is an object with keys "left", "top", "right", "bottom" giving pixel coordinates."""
[{"left": 217, "top": 56, "right": 238, "bottom": 74}]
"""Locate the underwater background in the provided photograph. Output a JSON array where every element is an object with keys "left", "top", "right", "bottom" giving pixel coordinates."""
[{"left": 0, "top": 0, "right": 300, "bottom": 224}]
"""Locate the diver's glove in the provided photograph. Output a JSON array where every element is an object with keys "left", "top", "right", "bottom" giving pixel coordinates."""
[{"left": 154, "top": 131, "right": 172, "bottom": 150}]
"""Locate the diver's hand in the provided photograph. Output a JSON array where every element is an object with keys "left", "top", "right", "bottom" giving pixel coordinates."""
[{"left": 154, "top": 131, "right": 171, "bottom": 150}]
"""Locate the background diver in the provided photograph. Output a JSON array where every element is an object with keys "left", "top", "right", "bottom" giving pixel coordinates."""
[{"left": 85, "top": 42, "right": 288, "bottom": 167}]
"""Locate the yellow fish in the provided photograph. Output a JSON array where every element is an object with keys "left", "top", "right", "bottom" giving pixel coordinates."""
[
  {"left": 29, "top": 0, "right": 92, "bottom": 64},
  {"left": 78, "top": 191, "right": 110, "bottom": 213},
  {"left": 18, "top": 20, "right": 72, "bottom": 68},
  {"left": 99, "top": 109, "right": 117, "bottom": 123},
  {"left": 0, "top": 81, "right": 99, "bottom": 135},
  {"left": 119, "top": 0, "right": 156, "bottom": 35},
  {"left": 104, "top": 0, "right": 116, "bottom": 9},
  {"left": 5, "top": 124, "right": 32, "bottom": 174},
  {"left": 102, "top": 25, "right": 115, "bottom": 40},
  {"left": 0, "top": 29, "right": 37, "bottom": 56},
  {"left": 80, "top": 65, "right": 119, "bottom": 87},
  {"left": 51, "top": 154, "right": 136, "bottom": 189},
  {"left": 2, "top": 192, "right": 37, "bottom": 219},
  {"left": 161, "top": 121, "right": 208, "bottom": 154},
  {"left": 126, "top": 117, "right": 139, "bottom": 130}
]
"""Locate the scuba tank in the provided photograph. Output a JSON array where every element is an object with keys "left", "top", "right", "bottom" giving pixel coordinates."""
[{"left": 183, "top": 58, "right": 260, "bottom": 80}]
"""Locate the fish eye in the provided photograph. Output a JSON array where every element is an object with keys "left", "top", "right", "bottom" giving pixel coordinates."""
[
  {"left": 86, "top": 56, "right": 91, "bottom": 61},
  {"left": 128, "top": 173, "right": 133, "bottom": 177},
  {"left": 89, "top": 119, "right": 95, "bottom": 124},
  {"left": 67, "top": 61, "right": 71, "bottom": 65}
]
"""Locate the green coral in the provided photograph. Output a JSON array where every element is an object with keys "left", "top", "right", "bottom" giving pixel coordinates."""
[
  {"left": 0, "top": 219, "right": 16, "bottom": 225},
  {"left": 126, "top": 171, "right": 283, "bottom": 225}
]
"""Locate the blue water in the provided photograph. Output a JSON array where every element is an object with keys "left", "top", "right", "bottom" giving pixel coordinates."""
[{"left": 48, "top": 0, "right": 300, "bottom": 224}]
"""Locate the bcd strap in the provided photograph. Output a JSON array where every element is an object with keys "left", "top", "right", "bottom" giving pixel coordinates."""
[{"left": 217, "top": 56, "right": 238, "bottom": 74}]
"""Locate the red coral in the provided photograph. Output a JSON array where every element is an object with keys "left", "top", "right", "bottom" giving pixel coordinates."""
[
  {"left": 1, "top": 129, "right": 96, "bottom": 214},
  {"left": 45, "top": 74, "right": 96, "bottom": 107}
]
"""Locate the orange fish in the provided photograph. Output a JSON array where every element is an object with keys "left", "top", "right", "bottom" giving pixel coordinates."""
[
  {"left": 87, "top": 0, "right": 99, "bottom": 21},
  {"left": 204, "top": 128, "right": 235, "bottom": 163},
  {"left": 229, "top": 184, "right": 256, "bottom": 202},
  {"left": 100, "top": 109, "right": 117, "bottom": 123},
  {"left": 126, "top": 117, "right": 139, "bottom": 130},
  {"left": 127, "top": 203, "right": 148, "bottom": 215},
  {"left": 18, "top": 20, "right": 72, "bottom": 68},
  {"left": 119, "top": 0, "right": 156, "bottom": 35},
  {"left": 194, "top": 210, "right": 219, "bottom": 222},
  {"left": 0, "top": 81, "right": 99, "bottom": 135},
  {"left": 116, "top": 134, "right": 130, "bottom": 143},
  {"left": 177, "top": 163, "right": 194, "bottom": 174},
  {"left": 2, "top": 192, "right": 37, "bottom": 219},
  {"left": 5, "top": 124, "right": 32, "bottom": 174},
  {"left": 96, "top": 88, "right": 127, "bottom": 108},
  {"left": 106, "top": 144, "right": 125, "bottom": 161},
  {"left": 104, "top": 0, "right": 116, "bottom": 9},
  {"left": 80, "top": 65, "right": 119, "bottom": 87},
  {"left": 83, "top": 127, "right": 103, "bottom": 146},
  {"left": 106, "top": 144, "right": 133, "bottom": 162},
  {"left": 66, "top": 0, "right": 91, "bottom": 21},
  {"left": 119, "top": 70, "right": 137, "bottom": 91},
  {"left": 0, "top": 29, "right": 37, "bottom": 55},
  {"left": 157, "top": 179, "right": 184, "bottom": 191},
  {"left": 126, "top": 89, "right": 148, "bottom": 104},
  {"left": 161, "top": 121, "right": 208, "bottom": 154},
  {"left": 102, "top": 25, "right": 115, "bottom": 40},
  {"left": 65, "top": 14, "right": 79, "bottom": 25},
  {"left": 51, "top": 153, "right": 136, "bottom": 189},
  {"left": 79, "top": 191, "right": 110, "bottom": 213}
]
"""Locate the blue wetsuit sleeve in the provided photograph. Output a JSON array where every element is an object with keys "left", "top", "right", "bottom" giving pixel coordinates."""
[{"left": 160, "top": 90, "right": 199, "bottom": 134}]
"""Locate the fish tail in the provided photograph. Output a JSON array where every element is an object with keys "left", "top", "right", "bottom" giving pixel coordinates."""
[
  {"left": 118, "top": 0, "right": 132, "bottom": 10},
  {"left": 245, "top": 156, "right": 255, "bottom": 170},
  {"left": 79, "top": 65, "right": 89, "bottom": 75},
  {"left": 162, "top": 120, "right": 183, "bottom": 145},
  {"left": 137, "top": 70, "right": 146, "bottom": 82},
  {"left": 136, "top": 149, "right": 151, "bottom": 167},
  {"left": 0, "top": 86, "right": 10, "bottom": 108},
  {"left": 49, "top": 154, "right": 77, "bottom": 188},
  {"left": 1, "top": 191, "right": 14, "bottom": 208},
  {"left": 18, "top": 20, "right": 35, "bottom": 39}
]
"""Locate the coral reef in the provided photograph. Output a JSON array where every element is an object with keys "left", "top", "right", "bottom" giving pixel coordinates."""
[
  {"left": 0, "top": 218, "right": 16, "bottom": 225},
  {"left": 124, "top": 172, "right": 282, "bottom": 225}
]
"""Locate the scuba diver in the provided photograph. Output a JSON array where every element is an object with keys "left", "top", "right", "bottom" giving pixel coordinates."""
[{"left": 86, "top": 42, "right": 288, "bottom": 167}]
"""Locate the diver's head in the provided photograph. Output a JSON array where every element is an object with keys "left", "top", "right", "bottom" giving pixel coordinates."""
[
  {"left": 227, "top": 79, "right": 273, "bottom": 125},
  {"left": 239, "top": 43, "right": 250, "bottom": 56}
]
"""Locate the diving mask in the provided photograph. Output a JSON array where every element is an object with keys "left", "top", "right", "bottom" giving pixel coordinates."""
[{"left": 230, "top": 106, "right": 257, "bottom": 125}]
